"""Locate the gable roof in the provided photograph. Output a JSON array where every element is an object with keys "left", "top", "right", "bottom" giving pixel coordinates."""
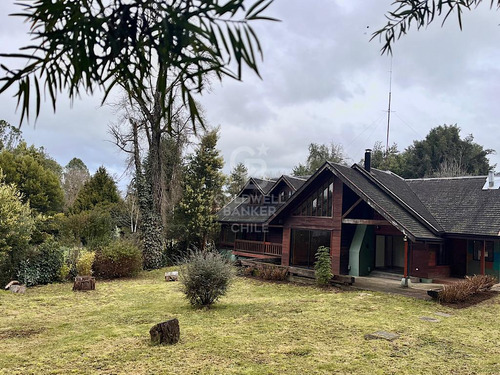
[
  {"left": 267, "top": 175, "right": 307, "bottom": 196},
  {"left": 238, "top": 177, "right": 276, "bottom": 196}
]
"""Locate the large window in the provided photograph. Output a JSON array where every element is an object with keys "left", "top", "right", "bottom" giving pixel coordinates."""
[
  {"left": 473, "top": 241, "right": 494, "bottom": 262},
  {"left": 293, "top": 176, "right": 334, "bottom": 217},
  {"left": 290, "top": 229, "right": 331, "bottom": 267}
]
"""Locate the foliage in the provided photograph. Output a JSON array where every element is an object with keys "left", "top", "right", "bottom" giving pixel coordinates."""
[
  {"left": 94, "top": 239, "right": 143, "bottom": 279},
  {"left": 227, "top": 162, "right": 248, "bottom": 199},
  {"left": 293, "top": 142, "right": 346, "bottom": 176},
  {"left": 179, "top": 249, "right": 234, "bottom": 307},
  {"left": 58, "top": 263, "right": 71, "bottom": 281},
  {"left": 0, "top": 147, "right": 64, "bottom": 214},
  {"left": 251, "top": 263, "right": 288, "bottom": 281},
  {"left": 175, "top": 129, "right": 225, "bottom": 249},
  {"left": 0, "top": 177, "right": 35, "bottom": 285},
  {"left": 373, "top": 1, "right": 498, "bottom": 54},
  {"left": 17, "top": 239, "right": 64, "bottom": 286},
  {"left": 369, "top": 141, "right": 406, "bottom": 176},
  {"left": 0, "top": 120, "right": 22, "bottom": 151},
  {"left": 62, "top": 158, "right": 90, "bottom": 211},
  {"left": 314, "top": 246, "right": 333, "bottom": 286},
  {"left": 400, "top": 125, "right": 493, "bottom": 178},
  {"left": 76, "top": 251, "right": 95, "bottom": 276},
  {"left": 1, "top": 0, "right": 276, "bottom": 125},
  {"left": 437, "top": 274, "right": 498, "bottom": 303},
  {"left": 58, "top": 207, "right": 115, "bottom": 248},
  {"left": 71, "top": 166, "right": 121, "bottom": 213}
]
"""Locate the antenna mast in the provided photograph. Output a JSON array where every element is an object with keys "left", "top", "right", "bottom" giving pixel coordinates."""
[{"left": 385, "top": 56, "right": 393, "bottom": 156}]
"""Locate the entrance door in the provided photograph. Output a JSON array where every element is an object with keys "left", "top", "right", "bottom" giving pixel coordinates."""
[
  {"left": 375, "top": 235, "right": 404, "bottom": 270},
  {"left": 291, "top": 229, "right": 331, "bottom": 267}
]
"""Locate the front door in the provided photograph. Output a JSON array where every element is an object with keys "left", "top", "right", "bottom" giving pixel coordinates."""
[{"left": 375, "top": 235, "right": 404, "bottom": 270}]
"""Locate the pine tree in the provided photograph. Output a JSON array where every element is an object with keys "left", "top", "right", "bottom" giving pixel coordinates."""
[
  {"left": 227, "top": 163, "right": 248, "bottom": 199},
  {"left": 71, "top": 166, "right": 120, "bottom": 213},
  {"left": 176, "top": 129, "right": 225, "bottom": 250}
]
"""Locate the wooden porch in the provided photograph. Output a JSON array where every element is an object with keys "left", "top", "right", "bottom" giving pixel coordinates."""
[{"left": 233, "top": 239, "right": 283, "bottom": 258}]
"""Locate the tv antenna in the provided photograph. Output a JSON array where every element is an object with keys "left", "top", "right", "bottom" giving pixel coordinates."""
[{"left": 385, "top": 56, "right": 394, "bottom": 156}]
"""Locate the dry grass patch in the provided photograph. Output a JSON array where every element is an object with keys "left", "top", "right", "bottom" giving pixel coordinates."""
[{"left": 0, "top": 269, "right": 499, "bottom": 374}]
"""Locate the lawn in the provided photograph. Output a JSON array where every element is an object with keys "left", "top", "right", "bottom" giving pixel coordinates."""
[{"left": 1, "top": 269, "right": 499, "bottom": 375}]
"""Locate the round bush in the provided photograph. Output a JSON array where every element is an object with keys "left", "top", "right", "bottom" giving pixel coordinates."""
[
  {"left": 93, "top": 239, "right": 142, "bottom": 278},
  {"left": 76, "top": 251, "right": 95, "bottom": 276},
  {"left": 180, "top": 250, "right": 234, "bottom": 308}
]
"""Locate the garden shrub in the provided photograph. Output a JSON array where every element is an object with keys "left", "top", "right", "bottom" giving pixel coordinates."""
[
  {"left": 76, "top": 251, "right": 95, "bottom": 276},
  {"left": 17, "top": 239, "right": 64, "bottom": 286},
  {"left": 180, "top": 249, "right": 234, "bottom": 308},
  {"left": 93, "top": 239, "right": 142, "bottom": 278},
  {"left": 314, "top": 246, "right": 332, "bottom": 286},
  {"left": 58, "top": 263, "right": 71, "bottom": 281},
  {"left": 438, "top": 275, "right": 498, "bottom": 303},
  {"left": 254, "top": 263, "right": 288, "bottom": 281}
]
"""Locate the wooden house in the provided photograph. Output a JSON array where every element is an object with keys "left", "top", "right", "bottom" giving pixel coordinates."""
[{"left": 218, "top": 151, "right": 500, "bottom": 281}]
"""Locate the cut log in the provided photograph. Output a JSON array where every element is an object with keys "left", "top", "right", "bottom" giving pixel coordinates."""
[
  {"left": 165, "top": 271, "right": 179, "bottom": 282},
  {"left": 9, "top": 284, "right": 26, "bottom": 294},
  {"left": 150, "top": 318, "right": 180, "bottom": 345},
  {"left": 427, "top": 289, "right": 441, "bottom": 299},
  {"left": 73, "top": 276, "right": 96, "bottom": 291},
  {"left": 5, "top": 280, "right": 20, "bottom": 290}
]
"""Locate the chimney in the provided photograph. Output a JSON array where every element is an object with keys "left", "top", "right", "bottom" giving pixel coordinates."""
[
  {"left": 364, "top": 149, "right": 372, "bottom": 172},
  {"left": 488, "top": 170, "right": 495, "bottom": 189}
]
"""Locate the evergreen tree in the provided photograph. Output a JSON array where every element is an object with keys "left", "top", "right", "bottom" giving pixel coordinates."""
[
  {"left": 227, "top": 163, "right": 248, "bottom": 199},
  {"left": 176, "top": 129, "right": 225, "bottom": 250},
  {"left": 0, "top": 147, "right": 64, "bottom": 214},
  {"left": 62, "top": 158, "right": 90, "bottom": 210},
  {"left": 71, "top": 166, "right": 121, "bottom": 213}
]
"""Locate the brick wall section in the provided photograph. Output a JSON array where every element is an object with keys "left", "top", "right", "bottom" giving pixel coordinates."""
[{"left": 331, "top": 178, "right": 343, "bottom": 275}]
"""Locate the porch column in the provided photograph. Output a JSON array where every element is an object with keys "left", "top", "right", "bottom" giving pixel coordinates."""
[
  {"left": 281, "top": 227, "right": 291, "bottom": 267},
  {"left": 401, "top": 236, "right": 411, "bottom": 288},
  {"left": 481, "top": 240, "right": 486, "bottom": 275}
]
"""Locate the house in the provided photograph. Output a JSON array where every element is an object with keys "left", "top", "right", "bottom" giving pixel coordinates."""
[{"left": 218, "top": 150, "right": 500, "bottom": 282}]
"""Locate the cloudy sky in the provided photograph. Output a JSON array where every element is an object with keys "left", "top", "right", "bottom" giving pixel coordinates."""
[{"left": 1, "top": 0, "right": 499, "bottom": 190}]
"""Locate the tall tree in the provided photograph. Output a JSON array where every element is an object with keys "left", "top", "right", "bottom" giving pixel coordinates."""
[
  {"left": 373, "top": 1, "right": 498, "bottom": 54},
  {"left": 0, "top": 147, "right": 64, "bottom": 214},
  {"left": 370, "top": 141, "right": 406, "bottom": 176},
  {"left": 293, "top": 142, "right": 346, "bottom": 176},
  {"left": 62, "top": 158, "right": 90, "bottom": 210},
  {"left": 71, "top": 166, "right": 121, "bottom": 213},
  {"left": 0, "top": 175, "right": 35, "bottom": 286},
  {"left": 400, "top": 124, "right": 493, "bottom": 178},
  {"left": 176, "top": 129, "right": 225, "bottom": 250},
  {"left": 0, "top": 120, "right": 22, "bottom": 151},
  {"left": 227, "top": 162, "right": 248, "bottom": 198}
]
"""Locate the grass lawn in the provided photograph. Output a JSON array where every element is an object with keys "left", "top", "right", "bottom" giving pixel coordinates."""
[{"left": 1, "top": 269, "right": 499, "bottom": 375}]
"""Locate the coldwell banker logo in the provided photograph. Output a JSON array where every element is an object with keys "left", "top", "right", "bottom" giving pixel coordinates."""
[{"left": 229, "top": 144, "right": 269, "bottom": 177}]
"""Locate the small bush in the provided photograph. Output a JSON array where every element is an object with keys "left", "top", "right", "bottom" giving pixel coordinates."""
[
  {"left": 180, "top": 249, "right": 234, "bottom": 308},
  {"left": 58, "top": 264, "right": 71, "bottom": 281},
  {"left": 314, "top": 246, "right": 332, "bottom": 286},
  {"left": 254, "top": 263, "right": 288, "bottom": 281},
  {"left": 17, "top": 239, "right": 64, "bottom": 286},
  {"left": 76, "top": 251, "right": 95, "bottom": 276},
  {"left": 93, "top": 239, "right": 142, "bottom": 278},
  {"left": 438, "top": 275, "right": 498, "bottom": 303}
]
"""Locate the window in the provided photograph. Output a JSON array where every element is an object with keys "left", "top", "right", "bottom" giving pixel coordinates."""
[
  {"left": 473, "top": 241, "right": 494, "bottom": 262},
  {"left": 291, "top": 229, "right": 331, "bottom": 267},
  {"left": 293, "top": 176, "right": 334, "bottom": 217}
]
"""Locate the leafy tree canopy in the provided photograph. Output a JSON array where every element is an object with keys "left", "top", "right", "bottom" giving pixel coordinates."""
[
  {"left": 370, "top": 125, "right": 494, "bottom": 178},
  {"left": 0, "top": 147, "right": 64, "bottom": 214},
  {"left": 293, "top": 142, "right": 346, "bottom": 176},
  {"left": 71, "top": 166, "right": 121, "bottom": 213},
  {"left": 63, "top": 158, "right": 91, "bottom": 210},
  {"left": 1, "top": 0, "right": 276, "bottom": 124},
  {"left": 0, "top": 120, "right": 22, "bottom": 151}
]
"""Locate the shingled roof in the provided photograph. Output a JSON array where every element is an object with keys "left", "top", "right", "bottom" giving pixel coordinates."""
[{"left": 407, "top": 176, "right": 500, "bottom": 237}]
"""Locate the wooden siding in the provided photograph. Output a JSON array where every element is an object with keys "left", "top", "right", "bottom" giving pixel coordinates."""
[{"left": 331, "top": 178, "right": 343, "bottom": 275}]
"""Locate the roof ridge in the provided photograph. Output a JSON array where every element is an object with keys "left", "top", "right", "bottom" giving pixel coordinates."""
[
  {"left": 405, "top": 175, "right": 486, "bottom": 181},
  {"left": 352, "top": 164, "right": 443, "bottom": 234}
]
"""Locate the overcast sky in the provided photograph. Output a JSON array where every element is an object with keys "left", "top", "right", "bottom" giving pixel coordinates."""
[{"left": 1, "top": 1, "right": 499, "bottom": 190}]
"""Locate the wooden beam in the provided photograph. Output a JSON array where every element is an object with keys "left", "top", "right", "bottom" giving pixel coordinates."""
[
  {"left": 342, "top": 198, "right": 363, "bottom": 219},
  {"left": 403, "top": 236, "right": 408, "bottom": 278},
  {"left": 341, "top": 218, "right": 389, "bottom": 225}
]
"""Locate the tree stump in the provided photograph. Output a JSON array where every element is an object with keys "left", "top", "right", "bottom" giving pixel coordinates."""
[
  {"left": 73, "top": 276, "right": 96, "bottom": 291},
  {"left": 165, "top": 271, "right": 179, "bottom": 282},
  {"left": 150, "top": 318, "right": 180, "bottom": 345}
]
